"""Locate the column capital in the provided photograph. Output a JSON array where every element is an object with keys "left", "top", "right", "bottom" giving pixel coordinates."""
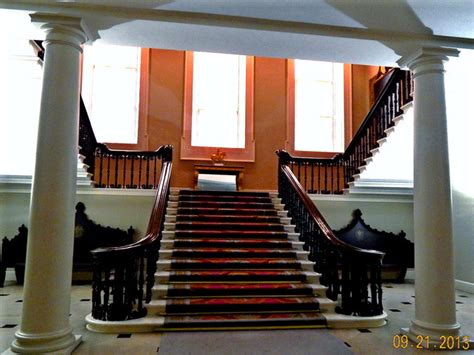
[
  {"left": 397, "top": 47, "right": 459, "bottom": 77},
  {"left": 30, "top": 13, "right": 90, "bottom": 52}
]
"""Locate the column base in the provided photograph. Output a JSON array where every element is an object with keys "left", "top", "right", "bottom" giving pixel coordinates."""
[
  {"left": 8, "top": 329, "right": 82, "bottom": 354},
  {"left": 401, "top": 319, "right": 473, "bottom": 350}
]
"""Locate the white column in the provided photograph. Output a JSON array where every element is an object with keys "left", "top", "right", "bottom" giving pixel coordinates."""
[
  {"left": 11, "top": 14, "right": 88, "bottom": 354},
  {"left": 398, "top": 47, "right": 461, "bottom": 347}
]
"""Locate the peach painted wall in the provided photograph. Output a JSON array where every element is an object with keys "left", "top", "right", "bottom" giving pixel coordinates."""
[
  {"left": 126, "top": 49, "right": 376, "bottom": 190},
  {"left": 351, "top": 64, "right": 379, "bottom": 135}
]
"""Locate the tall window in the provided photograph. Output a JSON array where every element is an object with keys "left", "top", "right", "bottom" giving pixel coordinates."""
[
  {"left": 293, "top": 60, "right": 344, "bottom": 153},
  {"left": 181, "top": 52, "right": 255, "bottom": 161},
  {"left": 191, "top": 52, "right": 246, "bottom": 148},
  {"left": 82, "top": 44, "right": 141, "bottom": 144}
]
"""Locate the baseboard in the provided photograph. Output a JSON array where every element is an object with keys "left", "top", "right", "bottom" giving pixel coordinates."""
[{"left": 455, "top": 279, "right": 474, "bottom": 294}]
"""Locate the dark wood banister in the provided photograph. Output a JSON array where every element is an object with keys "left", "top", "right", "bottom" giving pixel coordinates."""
[
  {"left": 343, "top": 68, "right": 397, "bottom": 157},
  {"left": 90, "top": 145, "right": 173, "bottom": 321},
  {"left": 279, "top": 155, "right": 384, "bottom": 259},
  {"left": 278, "top": 150, "right": 385, "bottom": 315},
  {"left": 282, "top": 68, "right": 412, "bottom": 194},
  {"left": 91, "top": 146, "right": 172, "bottom": 256}
]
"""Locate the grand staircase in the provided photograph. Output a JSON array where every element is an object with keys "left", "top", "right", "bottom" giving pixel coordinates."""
[
  {"left": 86, "top": 187, "right": 387, "bottom": 332},
  {"left": 150, "top": 189, "right": 336, "bottom": 330}
]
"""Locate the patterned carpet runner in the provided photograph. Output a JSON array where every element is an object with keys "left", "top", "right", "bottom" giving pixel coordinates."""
[{"left": 155, "top": 190, "right": 327, "bottom": 330}]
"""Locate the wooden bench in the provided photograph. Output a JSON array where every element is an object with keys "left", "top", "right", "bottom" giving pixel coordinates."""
[
  {"left": 333, "top": 209, "right": 414, "bottom": 283},
  {"left": 0, "top": 202, "right": 134, "bottom": 286}
]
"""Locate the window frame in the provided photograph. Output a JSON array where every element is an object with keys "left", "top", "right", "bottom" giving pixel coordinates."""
[
  {"left": 80, "top": 47, "right": 150, "bottom": 151},
  {"left": 181, "top": 51, "right": 255, "bottom": 162},
  {"left": 286, "top": 59, "right": 352, "bottom": 158}
]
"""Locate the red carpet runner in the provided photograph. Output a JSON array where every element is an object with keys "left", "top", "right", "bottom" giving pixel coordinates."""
[{"left": 156, "top": 190, "right": 327, "bottom": 330}]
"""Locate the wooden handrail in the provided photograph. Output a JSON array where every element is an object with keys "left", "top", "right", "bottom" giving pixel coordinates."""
[
  {"left": 91, "top": 151, "right": 172, "bottom": 255},
  {"left": 95, "top": 143, "right": 166, "bottom": 157},
  {"left": 280, "top": 68, "right": 413, "bottom": 194},
  {"left": 90, "top": 145, "right": 173, "bottom": 321},
  {"left": 277, "top": 149, "right": 384, "bottom": 315},
  {"left": 280, "top": 164, "right": 384, "bottom": 258},
  {"left": 343, "top": 69, "right": 398, "bottom": 156}
]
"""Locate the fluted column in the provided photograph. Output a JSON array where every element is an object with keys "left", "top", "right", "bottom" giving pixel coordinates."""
[
  {"left": 398, "top": 47, "right": 461, "bottom": 347},
  {"left": 11, "top": 14, "right": 88, "bottom": 354}
]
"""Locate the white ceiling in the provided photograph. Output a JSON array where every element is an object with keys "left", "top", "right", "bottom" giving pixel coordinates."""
[{"left": 0, "top": 0, "right": 473, "bottom": 66}]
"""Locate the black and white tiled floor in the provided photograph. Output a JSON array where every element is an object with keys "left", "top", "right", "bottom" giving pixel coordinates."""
[{"left": 0, "top": 281, "right": 472, "bottom": 354}]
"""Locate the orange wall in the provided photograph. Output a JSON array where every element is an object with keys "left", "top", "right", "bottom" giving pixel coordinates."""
[
  {"left": 351, "top": 65, "right": 379, "bottom": 135},
  {"left": 141, "top": 49, "right": 375, "bottom": 190}
]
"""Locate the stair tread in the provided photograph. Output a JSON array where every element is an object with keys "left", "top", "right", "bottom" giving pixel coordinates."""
[
  {"left": 179, "top": 190, "right": 270, "bottom": 197},
  {"left": 157, "top": 283, "right": 318, "bottom": 290},
  {"left": 176, "top": 214, "right": 281, "bottom": 219},
  {"left": 174, "top": 230, "right": 288, "bottom": 235},
  {"left": 175, "top": 207, "right": 279, "bottom": 215},
  {"left": 179, "top": 196, "right": 272, "bottom": 202},
  {"left": 165, "top": 238, "right": 294, "bottom": 244},
  {"left": 160, "top": 270, "right": 317, "bottom": 277},
  {"left": 160, "top": 258, "right": 306, "bottom": 263},
  {"left": 175, "top": 222, "right": 284, "bottom": 227}
]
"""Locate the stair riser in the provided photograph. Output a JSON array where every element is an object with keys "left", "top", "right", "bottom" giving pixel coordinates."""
[
  {"left": 165, "top": 231, "right": 290, "bottom": 239},
  {"left": 176, "top": 202, "right": 277, "bottom": 209},
  {"left": 157, "top": 262, "right": 304, "bottom": 270},
  {"left": 157, "top": 274, "right": 311, "bottom": 283},
  {"left": 168, "top": 224, "right": 286, "bottom": 232},
  {"left": 177, "top": 196, "right": 273, "bottom": 203},
  {"left": 174, "top": 216, "right": 283, "bottom": 223},
  {"left": 162, "top": 303, "right": 320, "bottom": 315},
  {"left": 162, "top": 241, "right": 296, "bottom": 249},
  {"left": 173, "top": 208, "right": 280, "bottom": 216},
  {"left": 179, "top": 190, "right": 270, "bottom": 197},
  {"left": 160, "top": 251, "right": 300, "bottom": 259},
  {"left": 154, "top": 288, "right": 316, "bottom": 298}
]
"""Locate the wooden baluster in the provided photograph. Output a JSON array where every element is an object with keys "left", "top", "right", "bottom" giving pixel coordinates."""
[
  {"left": 106, "top": 153, "right": 111, "bottom": 188},
  {"left": 297, "top": 161, "right": 301, "bottom": 182},
  {"left": 310, "top": 161, "right": 314, "bottom": 193},
  {"left": 113, "top": 155, "right": 119, "bottom": 188},
  {"left": 97, "top": 150, "right": 104, "bottom": 188},
  {"left": 331, "top": 161, "right": 335, "bottom": 193},
  {"left": 337, "top": 159, "right": 341, "bottom": 193},
  {"left": 324, "top": 163, "right": 328, "bottom": 193},
  {"left": 395, "top": 82, "right": 400, "bottom": 115},
  {"left": 153, "top": 156, "right": 157, "bottom": 188},
  {"left": 304, "top": 161, "right": 307, "bottom": 191},
  {"left": 138, "top": 155, "right": 143, "bottom": 189},
  {"left": 137, "top": 254, "right": 145, "bottom": 315},
  {"left": 317, "top": 162, "right": 321, "bottom": 193},
  {"left": 122, "top": 155, "right": 127, "bottom": 189},
  {"left": 103, "top": 268, "right": 110, "bottom": 318},
  {"left": 130, "top": 156, "right": 135, "bottom": 188},
  {"left": 388, "top": 95, "right": 392, "bottom": 125},
  {"left": 145, "top": 156, "right": 150, "bottom": 189}
]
